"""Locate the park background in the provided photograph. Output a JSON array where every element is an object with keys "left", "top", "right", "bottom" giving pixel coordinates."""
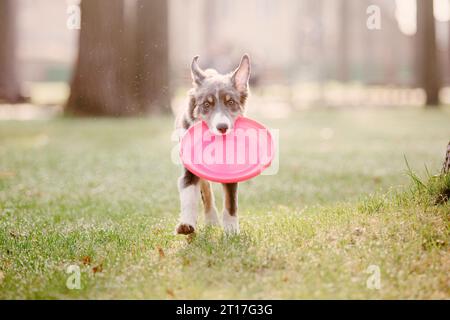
[{"left": 0, "top": 0, "right": 449, "bottom": 299}]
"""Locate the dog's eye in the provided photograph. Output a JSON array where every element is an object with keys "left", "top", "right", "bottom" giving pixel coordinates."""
[
  {"left": 202, "top": 102, "right": 210, "bottom": 111},
  {"left": 227, "top": 100, "right": 235, "bottom": 106}
]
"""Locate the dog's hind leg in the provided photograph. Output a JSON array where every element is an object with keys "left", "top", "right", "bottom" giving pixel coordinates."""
[
  {"left": 176, "top": 168, "right": 200, "bottom": 235},
  {"left": 222, "top": 183, "right": 239, "bottom": 234},
  {"left": 200, "top": 179, "right": 219, "bottom": 226}
]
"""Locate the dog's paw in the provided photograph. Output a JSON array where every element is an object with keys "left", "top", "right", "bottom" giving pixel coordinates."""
[
  {"left": 223, "top": 215, "right": 239, "bottom": 234},
  {"left": 205, "top": 209, "right": 220, "bottom": 226},
  {"left": 175, "top": 223, "right": 195, "bottom": 235}
]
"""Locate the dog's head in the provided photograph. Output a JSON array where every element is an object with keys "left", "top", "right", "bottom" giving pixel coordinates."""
[{"left": 188, "top": 54, "right": 251, "bottom": 135}]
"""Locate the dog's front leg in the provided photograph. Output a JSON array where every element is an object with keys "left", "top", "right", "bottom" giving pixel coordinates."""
[
  {"left": 200, "top": 179, "right": 220, "bottom": 226},
  {"left": 222, "top": 183, "right": 239, "bottom": 234},
  {"left": 176, "top": 169, "right": 200, "bottom": 234}
]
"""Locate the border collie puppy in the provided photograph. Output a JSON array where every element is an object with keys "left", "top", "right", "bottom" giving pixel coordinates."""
[{"left": 175, "top": 54, "right": 251, "bottom": 234}]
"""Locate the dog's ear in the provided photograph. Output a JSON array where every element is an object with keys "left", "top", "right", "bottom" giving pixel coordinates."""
[
  {"left": 191, "top": 56, "right": 206, "bottom": 86},
  {"left": 188, "top": 93, "right": 198, "bottom": 121},
  {"left": 231, "top": 54, "right": 251, "bottom": 93}
]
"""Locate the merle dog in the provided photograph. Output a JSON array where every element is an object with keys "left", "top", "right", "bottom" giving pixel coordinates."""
[{"left": 175, "top": 54, "right": 251, "bottom": 234}]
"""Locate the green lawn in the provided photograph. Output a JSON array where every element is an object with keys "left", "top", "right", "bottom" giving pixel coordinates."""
[{"left": 0, "top": 108, "right": 449, "bottom": 299}]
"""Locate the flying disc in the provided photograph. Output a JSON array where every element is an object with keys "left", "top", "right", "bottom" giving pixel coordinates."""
[{"left": 180, "top": 116, "right": 275, "bottom": 183}]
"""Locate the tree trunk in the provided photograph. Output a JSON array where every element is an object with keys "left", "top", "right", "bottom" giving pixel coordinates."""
[
  {"left": 442, "top": 141, "right": 450, "bottom": 174},
  {"left": 0, "top": 0, "right": 23, "bottom": 103},
  {"left": 448, "top": 20, "right": 450, "bottom": 87},
  {"left": 337, "top": 0, "right": 350, "bottom": 82},
  {"left": 66, "top": 0, "right": 128, "bottom": 116},
  {"left": 66, "top": 0, "right": 170, "bottom": 116},
  {"left": 416, "top": 0, "right": 440, "bottom": 107},
  {"left": 132, "top": 0, "right": 170, "bottom": 114}
]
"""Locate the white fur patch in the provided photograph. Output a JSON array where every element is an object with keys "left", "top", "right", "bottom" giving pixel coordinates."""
[
  {"left": 205, "top": 208, "right": 220, "bottom": 226},
  {"left": 223, "top": 210, "right": 239, "bottom": 234},
  {"left": 178, "top": 183, "right": 200, "bottom": 228},
  {"left": 211, "top": 112, "right": 231, "bottom": 134}
]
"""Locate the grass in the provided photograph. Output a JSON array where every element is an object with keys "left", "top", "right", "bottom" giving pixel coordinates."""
[{"left": 0, "top": 107, "right": 449, "bottom": 299}]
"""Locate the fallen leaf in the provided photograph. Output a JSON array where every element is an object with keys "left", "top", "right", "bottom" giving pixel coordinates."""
[
  {"left": 166, "top": 289, "right": 175, "bottom": 298},
  {"left": 9, "top": 231, "right": 18, "bottom": 238},
  {"left": 0, "top": 171, "right": 15, "bottom": 178},
  {"left": 81, "top": 256, "right": 91, "bottom": 265},
  {"left": 373, "top": 176, "right": 382, "bottom": 184},
  {"left": 186, "top": 233, "right": 196, "bottom": 244},
  {"left": 157, "top": 247, "right": 165, "bottom": 258},
  {"left": 92, "top": 264, "right": 103, "bottom": 274}
]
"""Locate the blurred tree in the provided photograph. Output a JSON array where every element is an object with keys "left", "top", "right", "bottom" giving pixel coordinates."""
[
  {"left": 0, "top": 0, "right": 24, "bottom": 103},
  {"left": 66, "top": 0, "right": 127, "bottom": 116},
  {"left": 66, "top": 0, "right": 170, "bottom": 116},
  {"left": 442, "top": 141, "right": 450, "bottom": 174},
  {"left": 131, "top": 0, "right": 170, "bottom": 114},
  {"left": 416, "top": 0, "right": 440, "bottom": 106},
  {"left": 337, "top": 0, "right": 350, "bottom": 82}
]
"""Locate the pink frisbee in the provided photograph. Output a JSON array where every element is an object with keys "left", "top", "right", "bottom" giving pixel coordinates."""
[{"left": 180, "top": 117, "right": 275, "bottom": 183}]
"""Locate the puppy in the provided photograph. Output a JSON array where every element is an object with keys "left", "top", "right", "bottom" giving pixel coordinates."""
[{"left": 175, "top": 54, "right": 251, "bottom": 234}]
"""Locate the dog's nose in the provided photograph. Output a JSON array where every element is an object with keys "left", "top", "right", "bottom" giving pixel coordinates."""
[{"left": 216, "top": 123, "right": 229, "bottom": 134}]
